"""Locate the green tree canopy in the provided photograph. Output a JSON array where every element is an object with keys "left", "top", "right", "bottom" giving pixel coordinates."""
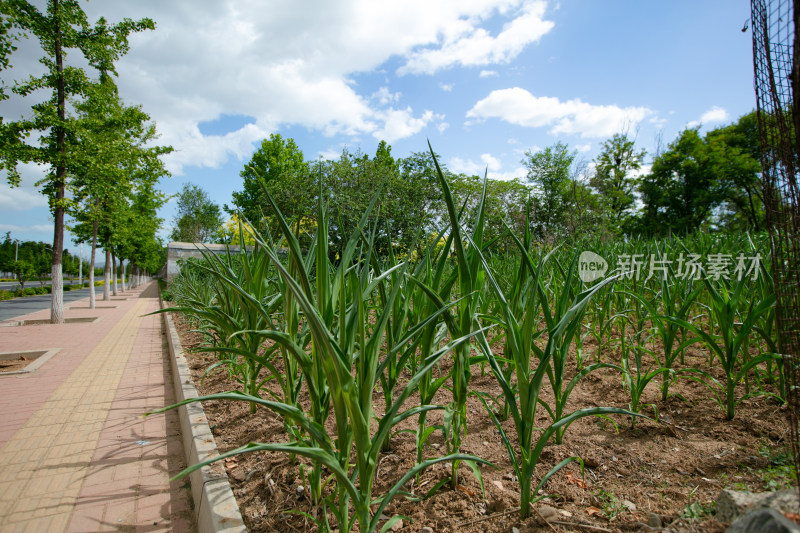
[
  {"left": 170, "top": 183, "right": 223, "bottom": 243},
  {"left": 704, "top": 111, "right": 764, "bottom": 231},
  {"left": 590, "top": 132, "right": 646, "bottom": 234},
  {"left": 0, "top": 0, "right": 154, "bottom": 322},
  {"left": 522, "top": 142, "right": 577, "bottom": 238},
  {"left": 637, "top": 124, "right": 762, "bottom": 236},
  {"left": 229, "top": 133, "right": 313, "bottom": 231}
]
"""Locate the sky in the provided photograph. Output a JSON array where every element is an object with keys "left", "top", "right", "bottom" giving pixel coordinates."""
[{"left": 0, "top": 0, "right": 757, "bottom": 254}]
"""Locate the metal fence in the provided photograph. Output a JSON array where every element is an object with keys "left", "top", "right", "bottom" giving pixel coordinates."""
[{"left": 751, "top": 0, "right": 800, "bottom": 499}]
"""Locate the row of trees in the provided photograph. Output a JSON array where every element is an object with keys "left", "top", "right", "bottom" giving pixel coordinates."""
[
  {"left": 0, "top": 233, "right": 91, "bottom": 286},
  {"left": 180, "top": 114, "right": 760, "bottom": 256},
  {"left": 172, "top": 110, "right": 763, "bottom": 258},
  {"left": 1, "top": 1, "right": 170, "bottom": 320}
]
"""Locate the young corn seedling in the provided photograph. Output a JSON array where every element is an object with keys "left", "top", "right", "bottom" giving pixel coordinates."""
[
  {"left": 153, "top": 185, "right": 491, "bottom": 532},
  {"left": 156, "top": 242, "right": 280, "bottom": 414},
  {"left": 536, "top": 250, "right": 624, "bottom": 444},
  {"left": 622, "top": 273, "right": 703, "bottom": 402},
  {"left": 405, "top": 236, "right": 458, "bottom": 470},
  {"left": 664, "top": 276, "right": 777, "bottom": 420},
  {"left": 615, "top": 322, "right": 664, "bottom": 428},
  {"left": 473, "top": 231, "right": 640, "bottom": 519},
  {"left": 427, "top": 143, "right": 487, "bottom": 489}
]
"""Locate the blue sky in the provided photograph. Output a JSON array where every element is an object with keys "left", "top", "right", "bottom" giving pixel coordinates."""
[{"left": 0, "top": 0, "right": 756, "bottom": 252}]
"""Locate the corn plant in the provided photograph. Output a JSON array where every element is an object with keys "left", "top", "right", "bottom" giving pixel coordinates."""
[
  {"left": 425, "top": 144, "right": 487, "bottom": 488},
  {"left": 664, "top": 276, "right": 778, "bottom": 420},
  {"left": 473, "top": 232, "right": 640, "bottom": 519},
  {"left": 405, "top": 236, "right": 457, "bottom": 470},
  {"left": 749, "top": 245, "right": 785, "bottom": 400},
  {"left": 615, "top": 322, "right": 664, "bottom": 428},
  {"left": 623, "top": 274, "right": 703, "bottom": 402},
  {"left": 370, "top": 241, "right": 414, "bottom": 439},
  {"left": 242, "top": 182, "right": 490, "bottom": 531},
  {"left": 157, "top": 243, "right": 280, "bottom": 414},
  {"left": 536, "top": 251, "right": 623, "bottom": 444}
]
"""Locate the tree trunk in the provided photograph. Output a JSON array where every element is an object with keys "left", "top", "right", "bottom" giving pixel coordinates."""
[
  {"left": 111, "top": 250, "right": 118, "bottom": 296},
  {"left": 50, "top": 0, "right": 66, "bottom": 324},
  {"left": 89, "top": 221, "right": 97, "bottom": 309},
  {"left": 120, "top": 258, "right": 126, "bottom": 292},
  {"left": 103, "top": 248, "right": 111, "bottom": 301}
]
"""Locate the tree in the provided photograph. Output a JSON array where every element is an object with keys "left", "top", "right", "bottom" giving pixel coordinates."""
[
  {"left": 219, "top": 214, "right": 256, "bottom": 246},
  {"left": 0, "top": 10, "right": 18, "bottom": 101},
  {"left": 449, "top": 173, "right": 532, "bottom": 252},
  {"left": 1, "top": 0, "right": 154, "bottom": 322},
  {"left": 522, "top": 142, "right": 577, "bottom": 238},
  {"left": 230, "top": 133, "right": 313, "bottom": 231},
  {"left": 68, "top": 72, "right": 170, "bottom": 306},
  {"left": 637, "top": 125, "right": 760, "bottom": 236},
  {"left": 705, "top": 111, "right": 764, "bottom": 231},
  {"left": 170, "top": 183, "right": 223, "bottom": 243},
  {"left": 590, "top": 132, "right": 646, "bottom": 234},
  {"left": 394, "top": 149, "right": 447, "bottom": 253},
  {"left": 11, "top": 259, "right": 34, "bottom": 290}
]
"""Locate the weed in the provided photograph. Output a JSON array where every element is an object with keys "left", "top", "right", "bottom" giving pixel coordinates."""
[{"left": 595, "top": 488, "right": 627, "bottom": 520}]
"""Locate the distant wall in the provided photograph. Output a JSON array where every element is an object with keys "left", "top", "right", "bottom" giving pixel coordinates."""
[{"left": 165, "top": 242, "right": 249, "bottom": 281}]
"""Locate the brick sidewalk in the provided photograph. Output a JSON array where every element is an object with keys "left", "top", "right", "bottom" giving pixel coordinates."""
[{"left": 0, "top": 282, "right": 195, "bottom": 533}]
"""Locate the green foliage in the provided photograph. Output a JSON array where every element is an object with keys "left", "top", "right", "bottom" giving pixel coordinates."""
[
  {"left": 155, "top": 174, "right": 491, "bottom": 533},
  {"left": 638, "top": 123, "right": 762, "bottom": 236},
  {"left": 522, "top": 142, "right": 576, "bottom": 238},
  {"left": 10, "top": 259, "right": 34, "bottom": 289},
  {"left": 170, "top": 183, "right": 223, "bottom": 243},
  {"left": 1, "top": 0, "right": 157, "bottom": 322},
  {"left": 590, "top": 132, "right": 646, "bottom": 235},
  {"left": 230, "top": 133, "right": 312, "bottom": 232},
  {"left": 595, "top": 488, "right": 629, "bottom": 520},
  {"left": 155, "top": 137, "right": 783, "bottom": 531},
  {"left": 705, "top": 112, "right": 765, "bottom": 231},
  {"left": 663, "top": 276, "right": 778, "bottom": 420}
]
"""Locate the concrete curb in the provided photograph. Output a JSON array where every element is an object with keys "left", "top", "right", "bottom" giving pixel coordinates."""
[{"left": 160, "top": 299, "right": 247, "bottom": 533}]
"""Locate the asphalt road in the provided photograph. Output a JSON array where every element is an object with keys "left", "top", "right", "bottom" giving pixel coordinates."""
[
  {"left": 0, "top": 280, "right": 84, "bottom": 291},
  {"left": 0, "top": 287, "right": 105, "bottom": 322}
]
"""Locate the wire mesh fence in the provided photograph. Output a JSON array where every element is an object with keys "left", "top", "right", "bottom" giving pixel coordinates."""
[{"left": 751, "top": 0, "right": 800, "bottom": 502}]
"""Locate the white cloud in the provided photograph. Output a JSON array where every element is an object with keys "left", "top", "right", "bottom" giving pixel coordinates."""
[
  {"left": 372, "top": 108, "right": 444, "bottom": 142},
  {"left": 629, "top": 163, "right": 652, "bottom": 180},
  {"left": 481, "top": 153, "right": 502, "bottom": 171},
  {"left": 448, "top": 154, "right": 525, "bottom": 180},
  {"left": 399, "top": 1, "right": 554, "bottom": 75},
  {"left": 317, "top": 148, "right": 344, "bottom": 161},
  {"left": 0, "top": 224, "right": 53, "bottom": 234},
  {"left": 576, "top": 143, "right": 592, "bottom": 153},
  {"left": 372, "top": 87, "right": 401, "bottom": 105},
  {"left": 687, "top": 106, "right": 730, "bottom": 129},
  {"left": 0, "top": 163, "right": 50, "bottom": 212},
  {"left": 479, "top": 69, "right": 499, "bottom": 77},
  {"left": 164, "top": 123, "right": 270, "bottom": 174},
  {"left": 42, "top": 0, "right": 556, "bottom": 176},
  {"left": 490, "top": 167, "right": 527, "bottom": 181},
  {"left": 0, "top": 183, "right": 48, "bottom": 212},
  {"left": 466, "top": 87, "right": 653, "bottom": 138},
  {"left": 439, "top": 83, "right": 455, "bottom": 92}
]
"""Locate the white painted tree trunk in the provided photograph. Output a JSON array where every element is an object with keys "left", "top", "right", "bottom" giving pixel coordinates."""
[
  {"left": 111, "top": 250, "right": 118, "bottom": 296},
  {"left": 89, "top": 221, "right": 97, "bottom": 309},
  {"left": 50, "top": 261, "right": 63, "bottom": 323},
  {"left": 103, "top": 248, "right": 111, "bottom": 301}
]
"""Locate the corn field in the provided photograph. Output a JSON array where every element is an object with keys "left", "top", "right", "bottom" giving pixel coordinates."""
[{"left": 154, "top": 151, "right": 788, "bottom": 532}]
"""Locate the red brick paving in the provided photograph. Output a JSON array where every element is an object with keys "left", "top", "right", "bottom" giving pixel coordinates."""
[{"left": 0, "top": 282, "right": 195, "bottom": 532}]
